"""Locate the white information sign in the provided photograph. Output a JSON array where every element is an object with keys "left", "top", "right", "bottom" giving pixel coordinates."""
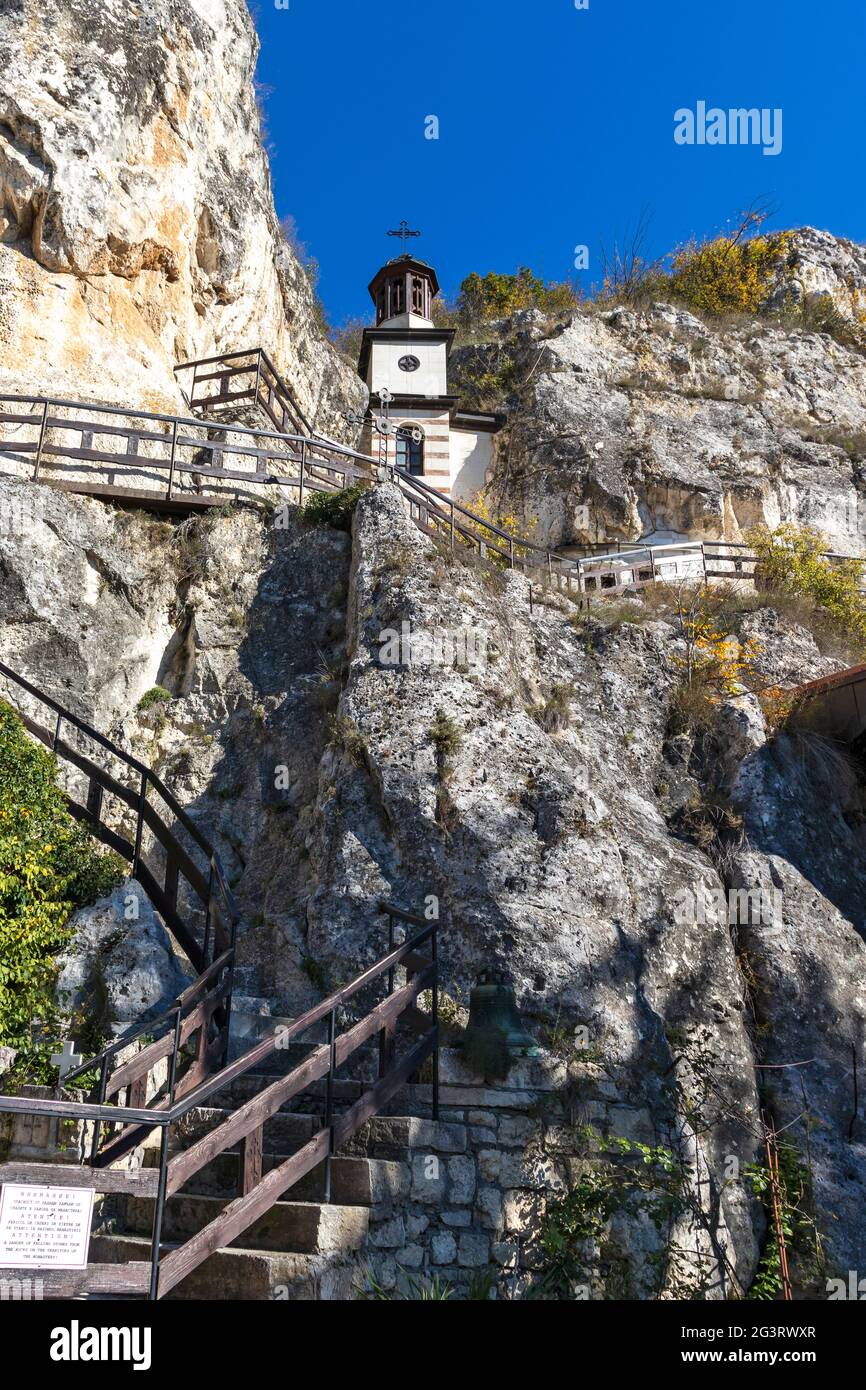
[{"left": 0, "top": 1184, "right": 94, "bottom": 1269}]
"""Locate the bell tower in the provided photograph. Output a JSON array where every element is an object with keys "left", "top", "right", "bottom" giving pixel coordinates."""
[
  {"left": 357, "top": 224, "right": 504, "bottom": 500},
  {"left": 369, "top": 254, "right": 438, "bottom": 328}
]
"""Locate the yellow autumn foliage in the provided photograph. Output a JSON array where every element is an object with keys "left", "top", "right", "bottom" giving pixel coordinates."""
[
  {"left": 669, "top": 231, "right": 792, "bottom": 316},
  {"left": 461, "top": 489, "right": 539, "bottom": 563}
]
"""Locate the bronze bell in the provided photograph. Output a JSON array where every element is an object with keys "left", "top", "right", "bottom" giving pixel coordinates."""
[{"left": 462, "top": 972, "right": 539, "bottom": 1079}]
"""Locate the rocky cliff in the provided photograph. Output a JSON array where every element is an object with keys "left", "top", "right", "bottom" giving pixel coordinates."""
[
  {"left": 466, "top": 228, "right": 866, "bottom": 556},
  {"left": 3, "top": 467, "right": 865, "bottom": 1293},
  {"left": 0, "top": 0, "right": 363, "bottom": 432},
  {"left": 1, "top": 0, "right": 865, "bottom": 1300}
]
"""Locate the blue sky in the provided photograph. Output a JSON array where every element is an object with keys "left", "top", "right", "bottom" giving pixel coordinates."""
[{"left": 250, "top": 0, "right": 866, "bottom": 328}]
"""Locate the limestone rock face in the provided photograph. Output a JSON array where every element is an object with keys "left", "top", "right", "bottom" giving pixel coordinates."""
[
  {"left": 3, "top": 471, "right": 866, "bottom": 1293},
  {"left": 0, "top": 0, "right": 364, "bottom": 432},
  {"left": 57, "top": 877, "right": 191, "bottom": 1033},
  {"left": 0, "top": 473, "right": 353, "bottom": 1013},
  {"left": 764, "top": 227, "right": 866, "bottom": 318},
  {"left": 482, "top": 235, "right": 866, "bottom": 555}
]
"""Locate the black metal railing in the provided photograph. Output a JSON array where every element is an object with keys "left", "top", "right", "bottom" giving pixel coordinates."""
[{"left": 0, "top": 661, "right": 237, "bottom": 978}]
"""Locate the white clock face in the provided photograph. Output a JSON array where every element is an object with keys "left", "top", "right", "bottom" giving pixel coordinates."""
[{"left": 398, "top": 354, "right": 421, "bottom": 373}]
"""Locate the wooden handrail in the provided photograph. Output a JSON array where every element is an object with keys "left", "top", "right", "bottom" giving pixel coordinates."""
[
  {"left": 0, "top": 392, "right": 377, "bottom": 510},
  {"left": 175, "top": 348, "right": 313, "bottom": 437},
  {"left": 165, "top": 923, "right": 434, "bottom": 1123},
  {"left": 62, "top": 950, "right": 235, "bottom": 1087}
]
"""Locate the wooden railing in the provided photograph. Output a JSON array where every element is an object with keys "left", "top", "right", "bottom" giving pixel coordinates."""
[
  {"left": 0, "top": 394, "right": 374, "bottom": 511},
  {"left": 175, "top": 348, "right": 313, "bottom": 438},
  {"left": 392, "top": 475, "right": 866, "bottom": 596},
  {"left": 394, "top": 466, "right": 586, "bottom": 586},
  {"left": 0, "top": 903, "right": 438, "bottom": 1300}
]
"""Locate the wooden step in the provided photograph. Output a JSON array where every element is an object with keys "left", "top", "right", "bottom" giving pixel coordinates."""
[
  {"left": 207, "top": 1073, "right": 364, "bottom": 1109},
  {"left": 163, "top": 1105, "right": 323, "bottom": 1152},
  {"left": 147, "top": 1150, "right": 407, "bottom": 1204}
]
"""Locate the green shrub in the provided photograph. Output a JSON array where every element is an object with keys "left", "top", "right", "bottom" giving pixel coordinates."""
[
  {"left": 0, "top": 702, "right": 122, "bottom": 1076},
  {"left": 747, "top": 523, "right": 866, "bottom": 651},
  {"left": 430, "top": 711, "right": 462, "bottom": 761},
  {"left": 453, "top": 267, "right": 577, "bottom": 325},
  {"left": 301, "top": 955, "right": 327, "bottom": 993},
  {"left": 746, "top": 1143, "right": 823, "bottom": 1299},
  {"left": 137, "top": 685, "right": 172, "bottom": 712},
  {"left": 358, "top": 1267, "right": 455, "bottom": 1301},
  {"left": 773, "top": 292, "right": 866, "bottom": 353},
  {"left": 302, "top": 484, "right": 366, "bottom": 533}
]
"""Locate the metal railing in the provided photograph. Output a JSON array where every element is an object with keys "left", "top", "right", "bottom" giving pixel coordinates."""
[
  {"left": 0, "top": 662, "right": 237, "bottom": 975},
  {"left": 0, "top": 903, "right": 438, "bottom": 1300}
]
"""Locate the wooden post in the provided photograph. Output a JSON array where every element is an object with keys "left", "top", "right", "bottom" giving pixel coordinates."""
[
  {"left": 509, "top": 538, "right": 515, "bottom": 570},
  {"left": 240, "top": 1125, "right": 263, "bottom": 1197},
  {"left": 85, "top": 776, "right": 104, "bottom": 827},
  {"left": 166, "top": 419, "right": 179, "bottom": 501},
  {"left": 299, "top": 439, "right": 306, "bottom": 509},
  {"left": 34, "top": 400, "right": 50, "bottom": 480},
  {"left": 128, "top": 1075, "right": 148, "bottom": 1112},
  {"left": 450, "top": 499, "right": 455, "bottom": 551}
]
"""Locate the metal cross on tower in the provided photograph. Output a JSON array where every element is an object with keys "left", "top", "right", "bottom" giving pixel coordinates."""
[{"left": 387, "top": 220, "right": 421, "bottom": 247}]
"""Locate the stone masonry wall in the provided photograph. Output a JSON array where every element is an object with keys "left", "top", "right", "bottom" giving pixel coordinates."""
[{"left": 349, "top": 1048, "right": 687, "bottom": 1300}]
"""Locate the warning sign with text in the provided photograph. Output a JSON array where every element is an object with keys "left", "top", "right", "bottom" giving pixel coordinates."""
[{"left": 0, "top": 1184, "right": 94, "bottom": 1269}]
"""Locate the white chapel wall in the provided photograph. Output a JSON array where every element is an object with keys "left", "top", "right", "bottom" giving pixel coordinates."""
[
  {"left": 450, "top": 430, "right": 493, "bottom": 501},
  {"left": 369, "top": 341, "right": 448, "bottom": 399}
]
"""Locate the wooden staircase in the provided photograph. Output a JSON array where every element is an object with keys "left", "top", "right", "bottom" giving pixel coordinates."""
[
  {"left": 91, "top": 1077, "right": 407, "bottom": 1300},
  {"left": 0, "top": 661, "right": 439, "bottom": 1300},
  {"left": 0, "top": 905, "right": 438, "bottom": 1300}
]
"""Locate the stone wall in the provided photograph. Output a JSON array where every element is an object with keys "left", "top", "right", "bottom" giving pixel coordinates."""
[{"left": 348, "top": 1048, "right": 734, "bottom": 1300}]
